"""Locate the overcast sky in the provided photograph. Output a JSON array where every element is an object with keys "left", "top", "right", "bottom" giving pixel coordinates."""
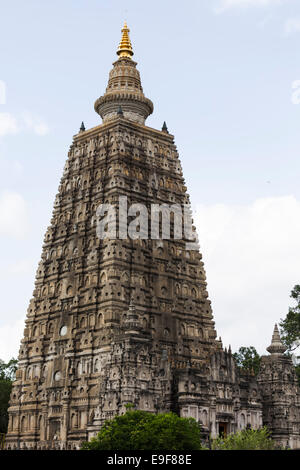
[{"left": 0, "top": 0, "right": 300, "bottom": 361}]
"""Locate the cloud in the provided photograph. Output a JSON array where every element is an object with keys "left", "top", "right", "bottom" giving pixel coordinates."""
[
  {"left": 0, "top": 112, "right": 49, "bottom": 138},
  {"left": 0, "top": 80, "right": 6, "bottom": 105},
  {"left": 0, "top": 112, "right": 18, "bottom": 137},
  {"left": 0, "top": 191, "right": 30, "bottom": 239},
  {"left": 12, "top": 160, "right": 24, "bottom": 175},
  {"left": 194, "top": 196, "right": 300, "bottom": 354},
  {"left": 0, "top": 317, "right": 25, "bottom": 362},
  {"left": 21, "top": 112, "right": 50, "bottom": 136},
  {"left": 284, "top": 18, "right": 300, "bottom": 35},
  {"left": 257, "top": 14, "right": 274, "bottom": 29},
  {"left": 8, "top": 259, "right": 33, "bottom": 275},
  {"left": 215, "top": 0, "right": 284, "bottom": 14}
]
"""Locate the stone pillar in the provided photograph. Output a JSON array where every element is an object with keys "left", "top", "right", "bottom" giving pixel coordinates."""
[
  {"left": 61, "top": 403, "right": 69, "bottom": 442},
  {"left": 209, "top": 401, "right": 217, "bottom": 438},
  {"left": 41, "top": 405, "right": 48, "bottom": 442}
]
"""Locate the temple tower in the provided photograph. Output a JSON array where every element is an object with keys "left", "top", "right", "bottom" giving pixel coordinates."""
[
  {"left": 6, "top": 24, "right": 300, "bottom": 450},
  {"left": 6, "top": 24, "right": 219, "bottom": 449}
]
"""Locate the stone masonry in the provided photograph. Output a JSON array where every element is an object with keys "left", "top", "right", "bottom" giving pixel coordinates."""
[{"left": 5, "top": 23, "right": 300, "bottom": 450}]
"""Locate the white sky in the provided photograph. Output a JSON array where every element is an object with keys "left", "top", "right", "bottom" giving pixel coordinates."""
[{"left": 0, "top": 0, "right": 300, "bottom": 360}]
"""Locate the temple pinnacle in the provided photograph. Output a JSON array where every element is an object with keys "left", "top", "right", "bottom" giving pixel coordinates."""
[
  {"left": 162, "top": 121, "right": 169, "bottom": 133},
  {"left": 117, "top": 22, "right": 134, "bottom": 59},
  {"left": 266, "top": 323, "right": 287, "bottom": 355},
  {"left": 95, "top": 22, "right": 153, "bottom": 124}
]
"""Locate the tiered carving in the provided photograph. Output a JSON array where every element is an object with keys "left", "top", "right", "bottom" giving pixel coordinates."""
[
  {"left": 6, "top": 24, "right": 300, "bottom": 450},
  {"left": 257, "top": 325, "right": 300, "bottom": 449}
]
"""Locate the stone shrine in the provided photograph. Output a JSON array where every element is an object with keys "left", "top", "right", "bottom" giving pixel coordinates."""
[{"left": 6, "top": 23, "right": 300, "bottom": 450}]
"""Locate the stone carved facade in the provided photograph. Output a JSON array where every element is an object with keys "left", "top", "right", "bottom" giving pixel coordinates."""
[
  {"left": 257, "top": 325, "right": 300, "bottom": 448},
  {"left": 6, "top": 24, "right": 300, "bottom": 449}
]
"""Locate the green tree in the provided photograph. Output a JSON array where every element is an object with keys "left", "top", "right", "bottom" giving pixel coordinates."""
[
  {"left": 279, "top": 285, "right": 300, "bottom": 386},
  {"left": 233, "top": 346, "right": 261, "bottom": 375},
  {"left": 81, "top": 407, "right": 203, "bottom": 450},
  {"left": 279, "top": 285, "right": 300, "bottom": 353},
  {"left": 0, "top": 359, "right": 18, "bottom": 381},
  {"left": 211, "top": 427, "right": 279, "bottom": 450},
  {"left": 0, "top": 358, "right": 18, "bottom": 434}
]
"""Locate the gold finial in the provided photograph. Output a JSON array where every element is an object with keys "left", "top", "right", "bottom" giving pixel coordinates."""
[{"left": 117, "top": 22, "right": 134, "bottom": 59}]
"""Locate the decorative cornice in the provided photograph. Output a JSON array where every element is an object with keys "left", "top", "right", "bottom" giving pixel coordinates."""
[
  {"left": 73, "top": 118, "right": 174, "bottom": 144},
  {"left": 94, "top": 92, "right": 153, "bottom": 111}
]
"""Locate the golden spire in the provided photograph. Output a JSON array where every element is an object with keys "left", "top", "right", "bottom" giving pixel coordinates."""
[{"left": 117, "top": 22, "right": 134, "bottom": 59}]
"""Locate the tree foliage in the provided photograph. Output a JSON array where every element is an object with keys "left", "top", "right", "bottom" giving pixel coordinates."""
[
  {"left": 0, "top": 359, "right": 18, "bottom": 381},
  {"left": 82, "top": 407, "right": 203, "bottom": 450},
  {"left": 233, "top": 346, "right": 261, "bottom": 375},
  {"left": 0, "top": 358, "right": 17, "bottom": 434},
  {"left": 279, "top": 285, "right": 300, "bottom": 353},
  {"left": 211, "top": 427, "right": 279, "bottom": 450}
]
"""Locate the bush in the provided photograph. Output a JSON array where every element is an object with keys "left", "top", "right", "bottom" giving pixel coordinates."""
[
  {"left": 82, "top": 407, "right": 203, "bottom": 450},
  {"left": 211, "top": 427, "right": 279, "bottom": 450}
]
